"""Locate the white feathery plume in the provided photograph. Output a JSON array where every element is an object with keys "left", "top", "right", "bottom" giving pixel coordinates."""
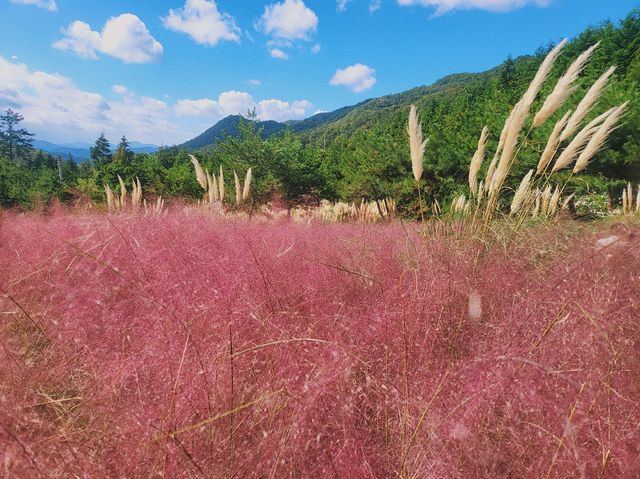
[
  {"left": 407, "top": 105, "right": 427, "bottom": 182},
  {"left": 551, "top": 107, "right": 615, "bottom": 172},
  {"left": 573, "top": 102, "right": 628, "bottom": 173},
  {"left": 533, "top": 42, "right": 600, "bottom": 127},
  {"left": 234, "top": 170, "right": 241, "bottom": 205},
  {"left": 117, "top": 175, "right": 127, "bottom": 209},
  {"left": 189, "top": 155, "right": 208, "bottom": 191},
  {"left": 469, "top": 126, "right": 489, "bottom": 195},
  {"left": 218, "top": 166, "right": 225, "bottom": 202},
  {"left": 492, "top": 39, "right": 567, "bottom": 196},
  {"left": 562, "top": 66, "right": 616, "bottom": 141},
  {"left": 537, "top": 110, "right": 571, "bottom": 174},
  {"left": 242, "top": 168, "right": 253, "bottom": 201},
  {"left": 510, "top": 169, "right": 533, "bottom": 215}
]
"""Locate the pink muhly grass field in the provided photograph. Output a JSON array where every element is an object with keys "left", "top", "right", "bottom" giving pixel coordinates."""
[{"left": 0, "top": 209, "right": 639, "bottom": 478}]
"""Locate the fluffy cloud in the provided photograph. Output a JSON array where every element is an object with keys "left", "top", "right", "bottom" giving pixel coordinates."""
[
  {"left": 396, "top": 0, "right": 553, "bottom": 14},
  {"left": 176, "top": 91, "right": 314, "bottom": 122},
  {"left": 336, "top": 0, "right": 381, "bottom": 13},
  {"left": 53, "top": 14, "right": 163, "bottom": 64},
  {"left": 0, "top": 56, "right": 182, "bottom": 144},
  {"left": 337, "top": 0, "right": 351, "bottom": 12},
  {"left": 9, "top": 0, "right": 57, "bottom": 12},
  {"left": 111, "top": 84, "right": 131, "bottom": 96},
  {"left": 330, "top": 63, "right": 376, "bottom": 93},
  {"left": 311, "top": 43, "right": 321, "bottom": 54},
  {"left": 0, "top": 56, "right": 314, "bottom": 144},
  {"left": 259, "top": 99, "right": 313, "bottom": 122},
  {"left": 162, "top": 0, "right": 240, "bottom": 46},
  {"left": 269, "top": 48, "right": 289, "bottom": 60},
  {"left": 258, "top": 0, "right": 318, "bottom": 41}
]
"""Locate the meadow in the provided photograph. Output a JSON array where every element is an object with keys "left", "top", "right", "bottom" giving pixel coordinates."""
[
  {"left": 1, "top": 209, "right": 639, "bottom": 477},
  {"left": 2, "top": 23, "right": 640, "bottom": 479}
]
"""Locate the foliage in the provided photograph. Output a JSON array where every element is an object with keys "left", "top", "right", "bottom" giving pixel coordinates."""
[{"left": 0, "top": 109, "right": 34, "bottom": 164}]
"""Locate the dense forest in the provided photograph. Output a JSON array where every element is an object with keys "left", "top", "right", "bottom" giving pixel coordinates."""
[{"left": 1, "top": 9, "right": 639, "bottom": 213}]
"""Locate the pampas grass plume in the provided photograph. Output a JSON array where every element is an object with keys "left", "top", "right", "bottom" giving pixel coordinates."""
[
  {"left": 407, "top": 105, "right": 427, "bottom": 182},
  {"left": 510, "top": 169, "right": 533, "bottom": 215},
  {"left": 243, "top": 168, "right": 253, "bottom": 202},
  {"left": 573, "top": 102, "right": 628, "bottom": 173},
  {"left": 469, "top": 126, "right": 488, "bottom": 195},
  {"left": 189, "top": 155, "right": 208, "bottom": 192},
  {"left": 562, "top": 66, "right": 616, "bottom": 141},
  {"left": 533, "top": 42, "right": 599, "bottom": 128},
  {"left": 537, "top": 110, "right": 571, "bottom": 174}
]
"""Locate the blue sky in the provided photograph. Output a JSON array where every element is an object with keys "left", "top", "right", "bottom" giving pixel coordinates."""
[{"left": 0, "top": 0, "right": 637, "bottom": 145}]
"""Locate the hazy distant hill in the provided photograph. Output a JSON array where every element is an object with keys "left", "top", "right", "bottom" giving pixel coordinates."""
[{"left": 33, "top": 140, "right": 159, "bottom": 161}]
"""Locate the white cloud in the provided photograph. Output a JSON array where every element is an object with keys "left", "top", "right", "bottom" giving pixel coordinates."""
[
  {"left": 369, "top": 0, "right": 382, "bottom": 12},
  {"left": 330, "top": 63, "right": 376, "bottom": 93},
  {"left": 162, "top": 0, "right": 240, "bottom": 46},
  {"left": 259, "top": 99, "right": 313, "bottom": 122},
  {"left": 258, "top": 0, "right": 318, "bottom": 41},
  {"left": 9, "top": 0, "right": 57, "bottom": 12},
  {"left": 396, "top": 0, "right": 553, "bottom": 14},
  {"left": 270, "top": 48, "right": 289, "bottom": 60},
  {"left": 175, "top": 91, "right": 314, "bottom": 123},
  {"left": 337, "top": 0, "right": 351, "bottom": 12},
  {"left": 111, "top": 84, "right": 131, "bottom": 95},
  {"left": 175, "top": 98, "right": 220, "bottom": 117},
  {"left": 311, "top": 43, "right": 321, "bottom": 54},
  {"left": 53, "top": 21, "right": 101, "bottom": 59},
  {"left": 247, "top": 79, "right": 262, "bottom": 86},
  {"left": 53, "top": 14, "right": 163, "bottom": 64},
  {"left": 0, "top": 56, "right": 182, "bottom": 144}
]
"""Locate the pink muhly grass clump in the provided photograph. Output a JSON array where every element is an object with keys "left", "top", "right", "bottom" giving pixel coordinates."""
[{"left": 0, "top": 210, "right": 639, "bottom": 477}]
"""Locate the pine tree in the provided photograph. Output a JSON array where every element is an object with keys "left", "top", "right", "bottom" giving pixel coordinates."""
[
  {"left": 112, "top": 135, "right": 133, "bottom": 164},
  {"left": 90, "top": 133, "right": 112, "bottom": 165},
  {"left": 0, "top": 109, "right": 34, "bottom": 163}
]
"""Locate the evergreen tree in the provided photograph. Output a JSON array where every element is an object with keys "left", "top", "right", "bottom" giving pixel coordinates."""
[
  {"left": 90, "top": 133, "right": 112, "bottom": 164},
  {"left": 0, "top": 109, "right": 34, "bottom": 163},
  {"left": 112, "top": 135, "right": 133, "bottom": 164}
]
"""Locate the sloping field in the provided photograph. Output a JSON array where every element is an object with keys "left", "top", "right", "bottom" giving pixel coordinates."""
[{"left": 1, "top": 211, "right": 639, "bottom": 477}]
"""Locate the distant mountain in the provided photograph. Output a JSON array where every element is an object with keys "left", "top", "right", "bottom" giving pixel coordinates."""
[
  {"left": 129, "top": 142, "right": 160, "bottom": 154},
  {"left": 33, "top": 140, "right": 91, "bottom": 161},
  {"left": 33, "top": 140, "right": 159, "bottom": 162},
  {"left": 179, "top": 115, "right": 287, "bottom": 150}
]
